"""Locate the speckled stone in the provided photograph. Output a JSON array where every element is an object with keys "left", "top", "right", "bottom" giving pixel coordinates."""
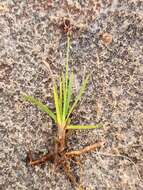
[{"left": 0, "top": 1, "right": 143, "bottom": 190}]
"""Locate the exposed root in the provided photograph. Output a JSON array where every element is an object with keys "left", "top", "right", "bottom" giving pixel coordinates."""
[
  {"left": 63, "top": 159, "right": 78, "bottom": 187},
  {"left": 65, "top": 141, "right": 105, "bottom": 157},
  {"left": 26, "top": 141, "right": 104, "bottom": 189},
  {"left": 27, "top": 151, "right": 55, "bottom": 166}
]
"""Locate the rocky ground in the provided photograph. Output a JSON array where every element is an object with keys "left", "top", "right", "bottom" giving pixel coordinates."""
[{"left": 0, "top": 0, "right": 143, "bottom": 190}]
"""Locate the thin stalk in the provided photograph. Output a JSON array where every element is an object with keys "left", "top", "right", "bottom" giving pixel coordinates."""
[
  {"left": 62, "top": 35, "right": 70, "bottom": 121},
  {"left": 66, "top": 35, "right": 70, "bottom": 86},
  {"left": 57, "top": 124, "right": 66, "bottom": 152}
]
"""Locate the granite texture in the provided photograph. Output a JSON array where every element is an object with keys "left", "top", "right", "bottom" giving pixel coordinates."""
[{"left": 0, "top": 0, "right": 143, "bottom": 190}]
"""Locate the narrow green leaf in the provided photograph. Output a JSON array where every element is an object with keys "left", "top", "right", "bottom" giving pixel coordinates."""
[
  {"left": 66, "top": 72, "right": 74, "bottom": 115},
  {"left": 62, "top": 74, "right": 68, "bottom": 122},
  {"left": 62, "top": 36, "right": 70, "bottom": 122},
  {"left": 22, "top": 94, "right": 56, "bottom": 121},
  {"left": 53, "top": 83, "right": 62, "bottom": 125},
  {"left": 59, "top": 77, "right": 63, "bottom": 115},
  {"left": 67, "top": 124, "right": 102, "bottom": 130},
  {"left": 66, "top": 75, "right": 89, "bottom": 122}
]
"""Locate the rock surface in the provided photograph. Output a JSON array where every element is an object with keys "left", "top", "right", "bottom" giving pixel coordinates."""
[{"left": 0, "top": 1, "right": 143, "bottom": 190}]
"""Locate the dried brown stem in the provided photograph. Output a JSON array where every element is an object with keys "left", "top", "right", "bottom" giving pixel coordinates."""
[{"left": 57, "top": 126, "right": 66, "bottom": 153}]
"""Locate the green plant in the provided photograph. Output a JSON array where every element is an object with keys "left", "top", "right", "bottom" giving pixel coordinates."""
[{"left": 22, "top": 30, "right": 103, "bottom": 188}]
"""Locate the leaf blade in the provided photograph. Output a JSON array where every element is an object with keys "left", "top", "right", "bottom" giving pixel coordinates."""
[
  {"left": 53, "top": 83, "right": 62, "bottom": 125},
  {"left": 66, "top": 75, "right": 89, "bottom": 122},
  {"left": 59, "top": 77, "right": 63, "bottom": 116},
  {"left": 66, "top": 72, "right": 74, "bottom": 116},
  {"left": 22, "top": 94, "right": 56, "bottom": 121},
  {"left": 62, "top": 74, "right": 68, "bottom": 122},
  {"left": 62, "top": 36, "right": 70, "bottom": 122},
  {"left": 67, "top": 124, "right": 102, "bottom": 130}
]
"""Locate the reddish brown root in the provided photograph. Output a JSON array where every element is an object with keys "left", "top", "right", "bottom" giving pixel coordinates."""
[
  {"left": 27, "top": 141, "right": 104, "bottom": 166},
  {"left": 27, "top": 151, "right": 55, "bottom": 166},
  {"left": 65, "top": 141, "right": 105, "bottom": 157},
  {"left": 63, "top": 159, "right": 78, "bottom": 187},
  {"left": 26, "top": 141, "right": 104, "bottom": 189}
]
